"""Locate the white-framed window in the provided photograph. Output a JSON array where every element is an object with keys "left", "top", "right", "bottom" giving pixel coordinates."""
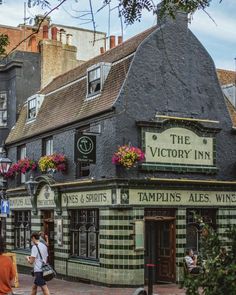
[
  {"left": 0, "top": 92, "right": 7, "bottom": 127},
  {"left": 87, "top": 63, "right": 111, "bottom": 98},
  {"left": 18, "top": 145, "right": 26, "bottom": 184},
  {"left": 44, "top": 137, "right": 53, "bottom": 155},
  {"left": 27, "top": 97, "right": 36, "bottom": 119},
  {"left": 88, "top": 67, "right": 101, "bottom": 95},
  {"left": 27, "top": 94, "right": 44, "bottom": 121}
]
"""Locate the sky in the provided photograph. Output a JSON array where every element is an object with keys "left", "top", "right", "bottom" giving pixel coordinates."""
[{"left": 0, "top": 0, "right": 236, "bottom": 70}]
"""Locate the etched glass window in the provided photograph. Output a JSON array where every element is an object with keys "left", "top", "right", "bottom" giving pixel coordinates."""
[
  {"left": 70, "top": 209, "right": 99, "bottom": 259},
  {"left": 14, "top": 211, "right": 31, "bottom": 249}
]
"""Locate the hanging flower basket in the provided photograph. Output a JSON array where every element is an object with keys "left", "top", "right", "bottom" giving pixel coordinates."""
[
  {"left": 38, "top": 153, "right": 67, "bottom": 173},
  {"left": 112, "top": 145, "right": 145, "bottom": 168},
  {"left": 5, "top": 158, "right": 37, "bottom": 179}
]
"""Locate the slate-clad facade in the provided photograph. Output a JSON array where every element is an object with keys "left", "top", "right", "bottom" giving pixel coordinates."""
[{"left": 4, "top": 9, "right": 236, "bottom": 286}]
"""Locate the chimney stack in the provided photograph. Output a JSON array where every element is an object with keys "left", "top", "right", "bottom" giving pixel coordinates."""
[
  {"left": 100, "top": 47, "right": 105, "bottom": 54},
  {"left": 118, "top": 36, "right": 123, "bottom": 45},
  {"left": 51, "top": 27, "right": 58, "bottom": 40},
  {"left": 43, "top": 25, "right": 49, "bottom": 39},
  {"left": 110, "top": 35, "right": 116, "bottom": 49}
]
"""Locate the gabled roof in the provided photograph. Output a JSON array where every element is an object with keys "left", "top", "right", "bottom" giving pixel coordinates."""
[{"left": 6, "top": 26, "right": 157, "bottom": 145}]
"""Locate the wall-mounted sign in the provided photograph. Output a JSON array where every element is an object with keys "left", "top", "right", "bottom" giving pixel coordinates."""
[
  {"left": 75, "top": 133, "right": 96, "bottom": 164},
  {"left": 142, "top": 126, "right": 217, "bottom": 173},
  {"left": 62, "top": 190, "right": 112, "bottom": 207},
  {"left": 129, "top": 189, "right": 236, "bottom": 207},
  {"left": 56, "top": 218, "right": 63, "bottom": 246},
  {"left": 37, "top": 185, "right": 55, "bottom": 208},
  {"left": 9, "top": 196, "right": 31, "bottom": 209}
]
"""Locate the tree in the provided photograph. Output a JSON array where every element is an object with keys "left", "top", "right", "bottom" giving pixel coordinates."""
[
  {"left": 183, "top": 224, "right": 236, "bottom": 295},
  {"left": 0, "top": 0, "right": 220, "bottom": 57}
]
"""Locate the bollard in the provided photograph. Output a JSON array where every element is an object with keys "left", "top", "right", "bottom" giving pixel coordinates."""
[{"left": 146, "top": 264, "right": 155, "bottom": 295}]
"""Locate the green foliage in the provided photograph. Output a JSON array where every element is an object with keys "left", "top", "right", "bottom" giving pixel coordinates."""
[
  {"left": 183, "top": 224, "right": 236, "bottom": 295},
  {"left": 0, "top": 34, "right": 9, "bottom": 56},
  {"left": 160, "top": 0, "right": 212, "bottom": 18}
]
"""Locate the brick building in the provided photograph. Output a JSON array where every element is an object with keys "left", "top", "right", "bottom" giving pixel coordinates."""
[{"left": 3, "top": 7, "right": 236, "bottom": 286}]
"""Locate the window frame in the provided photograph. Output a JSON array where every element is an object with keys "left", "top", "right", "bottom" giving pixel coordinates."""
[
  {"left": 27, "top": 97, "right": 37, "bottom": 120},
  {"left": 0, "top": 92, "right": 7, "bottom": 127},
  {"left": 43, "top": 137, "right": 53, "bottom": 156},
  {"left": 14, "top": 210, "right": 31, "bottom": 250},
  {"left": 69, "top": 209, "right": 99, "bottom": 260},
  {"left": 87, "top": 66, "right": 101, "bottom": 96},
  {"left": 17, "top": 145, "right": 26, "bottom": 184}
]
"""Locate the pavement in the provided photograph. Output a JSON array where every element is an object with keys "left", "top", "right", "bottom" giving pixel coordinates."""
[{"left": 12, "top": 273, "right": 186, "bottom": 295}]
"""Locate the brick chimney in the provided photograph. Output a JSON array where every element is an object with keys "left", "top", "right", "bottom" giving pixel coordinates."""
[
  {"left": 43, "top": 25, "right": 49, "bottom": 39},
  {"left": 118, "top": 36, "right": 123, "bottom": 45},
  {"left": 100, "top": 47, "right": 105, "bottom": 54},
  {"left": 110, "top": 35, "right": 116, "bottom": 49},
  {"left": 51, "top": 27, "right": 58, "bottom": 41}
]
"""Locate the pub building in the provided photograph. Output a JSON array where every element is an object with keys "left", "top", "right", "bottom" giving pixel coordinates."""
[{"left": 4, "top": 7, "right": 236, "bottom": 286}]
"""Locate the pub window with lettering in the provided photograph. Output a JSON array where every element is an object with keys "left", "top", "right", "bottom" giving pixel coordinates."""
[
  {"left": 69, "top": 209, "right": 99, "bottom": 260},
  {"left": 186, "top": 209, "right": 217, "bottom": 252},
  {"left": 14, "top": 211, "right": 31, "bottom": 250}
]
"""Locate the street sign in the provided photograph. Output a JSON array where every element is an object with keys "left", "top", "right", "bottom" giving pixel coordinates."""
[{"left": 1, "top": 199, "right": 10, "bottom": 214}]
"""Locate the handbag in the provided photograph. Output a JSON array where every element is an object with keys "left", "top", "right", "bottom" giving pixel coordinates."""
[{"left": 35, "top": 244, "right": 56, "bottom": 281}]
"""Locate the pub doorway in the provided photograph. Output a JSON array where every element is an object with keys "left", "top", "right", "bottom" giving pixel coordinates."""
[
  {"left": 42, "top": 210, "right": 54, "bottom": 267},
  {"left": 145, "top": 209, "right": 176, "bottom": 283}
]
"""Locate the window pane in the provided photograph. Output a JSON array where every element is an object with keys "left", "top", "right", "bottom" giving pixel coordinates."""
[
  {"left": 79, "top": 226, "right": 87, "bottom": 257},
  {"left": 88, "top": 226, "right": 96, "bottom": 258}
]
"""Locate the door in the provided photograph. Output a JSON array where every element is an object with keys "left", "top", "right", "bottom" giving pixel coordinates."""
[
  {"left": 145, "top": 219, "right": 175, "bottom": 283},
  {"left": 42, "top": 210, "right": 54, "bottom": 267}
]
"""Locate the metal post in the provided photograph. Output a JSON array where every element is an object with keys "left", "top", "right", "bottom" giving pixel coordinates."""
[{"left": 146, "top": 264, "right": 155, "bottom": 295}]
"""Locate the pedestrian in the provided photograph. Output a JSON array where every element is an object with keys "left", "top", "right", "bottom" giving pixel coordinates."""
[
  {"left": 26, "top": 232, "right": 50, "bottom": 295},
  {"left": 39, "top": 231, "right": 49, "bottom": 247},
  {"left": 0, "top": 235, "right": 16, "bottom": 295}
]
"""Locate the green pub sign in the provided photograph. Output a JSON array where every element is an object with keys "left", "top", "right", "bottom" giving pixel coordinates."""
[{"left": 141, "top": 123, "right": 218, "bottom": 173}]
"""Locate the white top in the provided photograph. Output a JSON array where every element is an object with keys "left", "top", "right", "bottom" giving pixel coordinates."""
[
  {"left": 185, "top": 255, "right": 195, "bottom": 272},
  {"left": 31, "top": 241, "right": 48, "bottom": 272}
]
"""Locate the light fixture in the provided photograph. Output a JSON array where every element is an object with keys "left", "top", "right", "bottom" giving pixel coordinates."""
[
  {"left": 25, "top": 175, "right": 39, "bottom": 196},
  {"left": 0, "top": 150, "right": 12, "bottom": 176}
]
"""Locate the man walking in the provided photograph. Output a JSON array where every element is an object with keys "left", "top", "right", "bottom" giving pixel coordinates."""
[
  {"left": 26, "top": 232, "right": 50, "bottom": 295},
  {"left": 0, "top": 236, "right": 16, "bottom": 295}
]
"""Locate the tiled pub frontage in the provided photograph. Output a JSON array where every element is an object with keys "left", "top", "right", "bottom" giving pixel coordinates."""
[{"left": 5, "top": 175, "right": 236, "bottom": 286}]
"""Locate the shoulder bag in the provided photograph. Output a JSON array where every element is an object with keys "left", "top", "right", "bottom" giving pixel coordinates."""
[{"left": 35, "top": 244, "right": 56, "bottom": 281}]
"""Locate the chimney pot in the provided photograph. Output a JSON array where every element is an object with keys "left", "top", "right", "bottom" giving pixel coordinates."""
[
  {"left": 100, "top": 47, "right": 105, "bottom": 54},
  {"left": 66, "top": 33, "right": 72, "bottom": 45},
  {"left": 118, "top": 36, "right": 123, "bottom": 45},
  {"left": 51, "top": 27, "right": 58, "bottom": 40},
  {"left": 43, "top": 25, "right": 49, "bottom": 39},
  {"left": 110, "top": 35, "right": 116, "bottom": 49}
]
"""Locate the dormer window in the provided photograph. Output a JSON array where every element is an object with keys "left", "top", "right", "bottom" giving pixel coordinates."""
[
  {"left": 28, "top": 97, "right": 36, "bottom": 119},
  {"left": 87, "top": 63, "right": 111, "bottom": 99},
  {"left": 88, "top": 67, "right": 101, "bottom": 95},
  {"left": 27, "top": 94, "right": 44, "bottom": 122}
]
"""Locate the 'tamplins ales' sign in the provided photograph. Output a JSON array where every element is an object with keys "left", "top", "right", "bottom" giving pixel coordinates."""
[
  {"left": 143, "top": 127, "right": 217, "bottom": 172},
  {"left": 129, "top": 189, "right": 236, "bottom": 207}
]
